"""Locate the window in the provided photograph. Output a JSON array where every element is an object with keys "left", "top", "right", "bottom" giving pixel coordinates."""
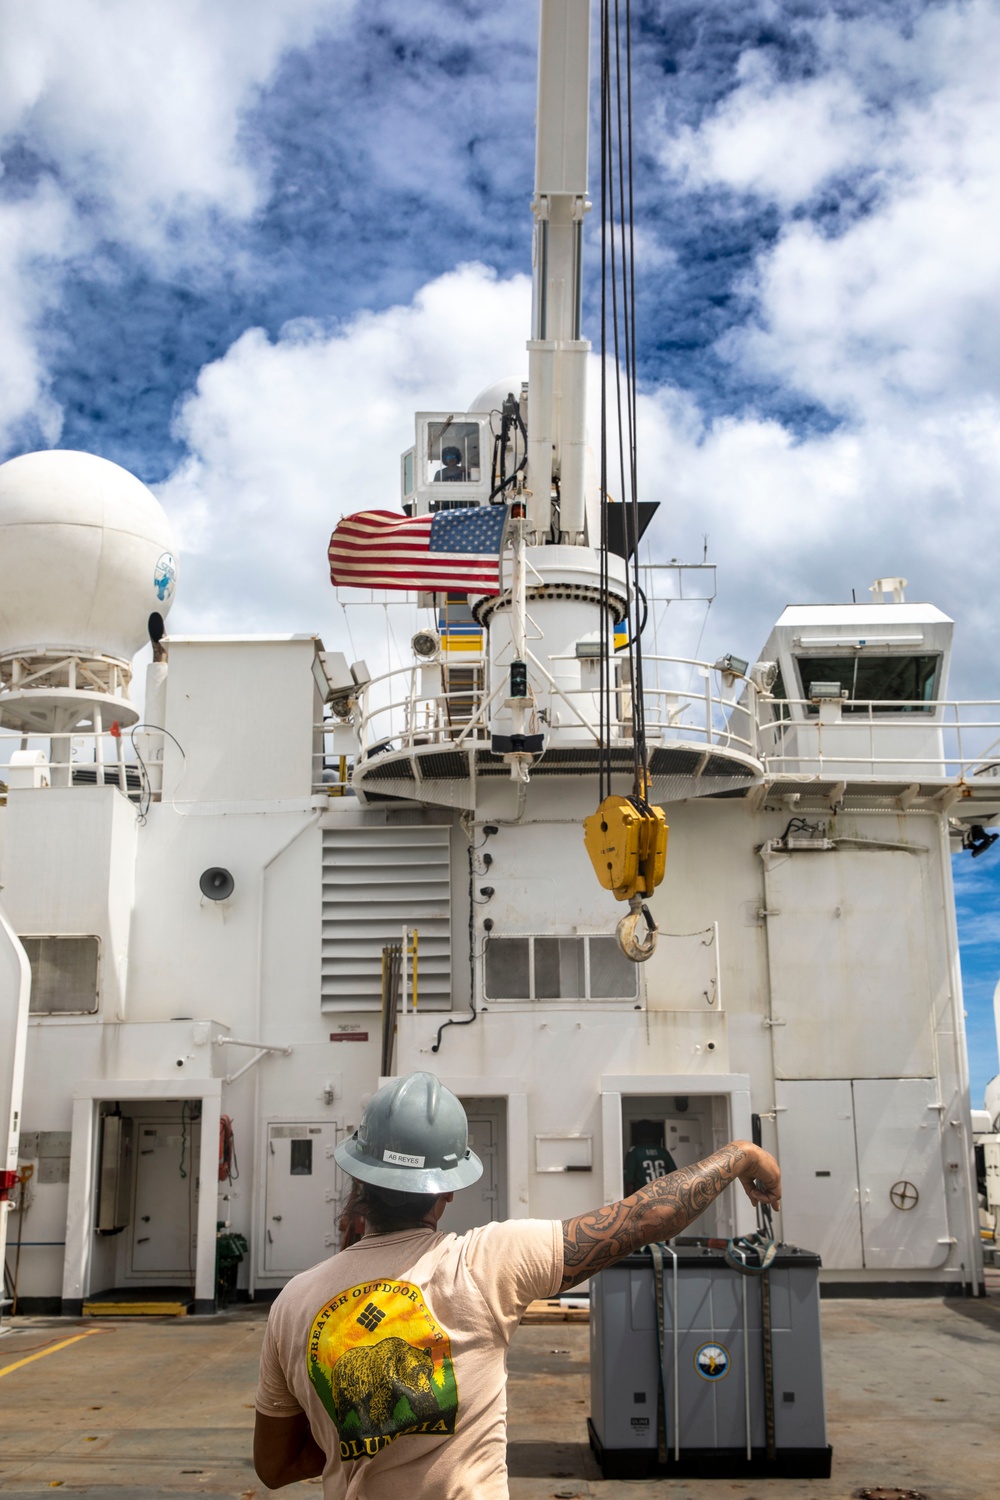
[
  {"left": 290, "top": 1139, "right": 313, "bottom": 1175},
  {"left": 424, "top": 419, "right": 482, "bottom": 486},
  {"left": 795, "top": 654, "right": 939, "bottom": 714},
  {"left": 484, "top": 935, "right": 638, "bottom": 1002},
  {"left": 401, "top": 448, "right": 415, "bottom": 499},
  {"left": 23, "top": 936, "right": 100, "bottom": 1014}
]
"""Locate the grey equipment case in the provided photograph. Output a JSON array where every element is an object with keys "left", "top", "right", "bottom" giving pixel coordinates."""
[{"left": 588, "top": 1241, "right": 832, "bottom": 1479}]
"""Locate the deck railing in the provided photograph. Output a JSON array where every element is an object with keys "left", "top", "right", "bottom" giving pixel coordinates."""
[
  {"left": 5, "top": 664, "right": 1000, "bottom": 801},
  {"left": 0, "top": 724, "right": 146, "bottom": 798},
  {"left": 310, "top": 657, "right": 1000, "bottom": 789}
]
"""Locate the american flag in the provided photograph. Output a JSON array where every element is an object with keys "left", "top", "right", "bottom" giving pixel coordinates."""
[{"left": 328, "top": 506, "right": 508, "bottom": 594}]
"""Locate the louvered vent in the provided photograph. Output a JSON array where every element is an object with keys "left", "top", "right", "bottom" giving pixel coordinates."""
[{"left": 322, "top": 826, "right": 452, "bottom": 1011}]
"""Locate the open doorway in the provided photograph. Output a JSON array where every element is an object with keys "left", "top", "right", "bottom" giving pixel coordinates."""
[
  {"left": 620, "top": 1093, "right": 731, "bottom": 1239},
  {"left": 63, "top": 1083, "right": 222, "bottom": 1317}
]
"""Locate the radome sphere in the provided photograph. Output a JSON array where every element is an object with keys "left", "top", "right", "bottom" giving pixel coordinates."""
[
  {"left": 0, "top": 450, "right": 177, "bottom": 663},
  {"left": 469, "top": 377, "right": 525, "bottom": 415}
]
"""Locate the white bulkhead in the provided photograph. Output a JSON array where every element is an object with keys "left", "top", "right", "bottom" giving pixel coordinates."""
[
  {"left": 0, "top": 452, "right": 992, "bottom": 1309},
  {"left": 1, "top": 0, "right": 995, "bottom": 1315}
]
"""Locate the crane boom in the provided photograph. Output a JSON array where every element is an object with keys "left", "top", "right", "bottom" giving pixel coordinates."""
[{"left": 526, "top": 0, "right": 592, "bottom": 545}]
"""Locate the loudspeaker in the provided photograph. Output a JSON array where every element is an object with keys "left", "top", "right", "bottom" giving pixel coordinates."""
[{"left": 200, "top": 867, "right": 235, "bottom": 902}]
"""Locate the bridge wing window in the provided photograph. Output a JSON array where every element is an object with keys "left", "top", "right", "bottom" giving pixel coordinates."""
[{"left": 796, "top": 654, "right": 939, "bottom": 714}]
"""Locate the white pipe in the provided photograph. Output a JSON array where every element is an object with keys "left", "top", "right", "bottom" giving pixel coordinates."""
[
  {"left": 94, "top": 705, "right": 104, "bottom": 786},
  {"left": 224, "top": 1049, "right": 288, "bottom": 1087},
  {"left": 216, "top": 1037, "right": 293, "bottom": 1051},
  {"left": 557, "top": 342, "right": 589, "bottom": 540},
  {"left": 139, "top": 661, "right": 168, "bottom": 798},
  {"left": 938, "top": 817, "right": 985, "bottom": 1289},
  {"left": 526, "top": 339, "right": 555, "bottom": 537},
  {"left": 713, "top": 920, "right": 722, "bottom": 1010}
]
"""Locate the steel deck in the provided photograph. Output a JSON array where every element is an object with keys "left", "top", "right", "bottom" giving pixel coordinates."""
[{"left": 0, "top": 1282, "right": 997, "bottom": 1498}]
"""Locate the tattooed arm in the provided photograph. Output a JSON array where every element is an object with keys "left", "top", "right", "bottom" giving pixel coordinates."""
[{"left": 560, "top": 1141, "right": 780, "bottom": 1292}]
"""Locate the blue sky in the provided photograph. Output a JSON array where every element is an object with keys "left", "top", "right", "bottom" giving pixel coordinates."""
[
  {"left": 2, "top": 0, "right": 999, "bottom": 1098},
  {"left": 953, "top": 853, "right": 1000, "bottom": 1107}
]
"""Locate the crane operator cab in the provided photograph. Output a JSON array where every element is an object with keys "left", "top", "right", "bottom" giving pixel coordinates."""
[
  {"left": 402, "top": 414, "right": 487, "bottom": 513},
  {"left": 400, "top": 386, "right": 528, "bottom": 517}
]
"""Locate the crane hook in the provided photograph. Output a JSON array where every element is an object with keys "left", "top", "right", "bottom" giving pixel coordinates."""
[{"left": 617, "top": 895, "right": 657, "bottom": 962}]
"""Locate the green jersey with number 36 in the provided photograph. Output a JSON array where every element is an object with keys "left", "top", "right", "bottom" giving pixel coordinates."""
[{"left": 623, "top": 1143, "right": 678, "bottom": 1196}]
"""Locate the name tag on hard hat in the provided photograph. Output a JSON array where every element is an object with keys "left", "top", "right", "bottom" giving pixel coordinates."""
[{"left": 383, "top": 1149, "right": 425, "bottom": 1168}]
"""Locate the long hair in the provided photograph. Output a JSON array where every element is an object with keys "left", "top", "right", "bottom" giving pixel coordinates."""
[
  {"left": 341, "top": 1179, "right": 438, "bottom": 1239},
  {"left": 338, "top": 1180, "right": 366, "bottom": 1250}
]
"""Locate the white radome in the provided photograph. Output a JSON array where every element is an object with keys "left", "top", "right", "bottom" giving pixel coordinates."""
[
  {"left": 469, "top": 376, "right": 525, "bottom": 415},
  {"left": 0, "top": 450, "right": 177, "bottom": 663}
]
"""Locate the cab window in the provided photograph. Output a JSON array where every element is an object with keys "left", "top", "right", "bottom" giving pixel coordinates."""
[
  {"left": 425, "top": 420, "right": 481, "bottom": 485},
  {"left": 795, "top": 654, "right": 939, "bottom": 713}
]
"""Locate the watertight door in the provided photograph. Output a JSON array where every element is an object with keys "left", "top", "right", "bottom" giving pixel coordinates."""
[
  {"left": 774, "top": 1080, "right": 864, "bottom": 1269},
  {"left": 776, "top": 1078, "right": 951, "bottom": 1270},
  {"left": 264, "top": 1122, "right": 339, "bottom": 1274},
  {"left": 852, "top": 1077, "right": 951, "bottom": 1269},
  {"left": 763, "top": 849, "right": 935, "bottom": 1080},
  {"left": 127, "top": 1116, "right": 200, "bottom": 1278},
  {"left": 440, "top": 1100, "right": 505, "bottom": 1235}
]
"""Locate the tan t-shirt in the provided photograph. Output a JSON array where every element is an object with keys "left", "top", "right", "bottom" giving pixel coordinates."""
[{"left": 255, "top": 1218, "right": 563, "bottom": 1499}]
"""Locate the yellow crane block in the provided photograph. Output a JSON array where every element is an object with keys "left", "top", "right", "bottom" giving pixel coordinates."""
[{"left": 583, "top": 794, "right": 668, "bottom": 902}]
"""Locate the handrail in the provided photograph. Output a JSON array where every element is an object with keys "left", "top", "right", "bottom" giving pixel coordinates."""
[
  {"left": 331, "top": 661, "right": 1000, "bottom": 784},
  {"left": 8, "top": 665, "right": 1000, "bottom": 797}
]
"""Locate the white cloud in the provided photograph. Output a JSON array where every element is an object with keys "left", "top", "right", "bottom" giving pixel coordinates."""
[
  {"left": 155, "top": 259, "right": 1000, "bottom": 701},
  {"left": 622, "top": 3, "right": 1000, "bottom": 692},
  {"left": 669, "top": 0, "right": 1000, "bottom": 424},
  {"left": 157, "top": 264, "right": 531, "bottom": 648},
  {"left": 0, "top": 0, "right": 351, "bottom": 446},
  {"left": 4, "top": 0, "right": 992, "bottom": 705},
  {"left": 0, "top": 0, "right": 350, "bottom": 244},
  {"left": 0, "top": 181, "right": 79, "bottom": 445},
  {"left": 668, "top": 65, "right": 872, "bottom": 210},
  {"left": 630, "top": 385, "right": 1000, "bottom": 697}
]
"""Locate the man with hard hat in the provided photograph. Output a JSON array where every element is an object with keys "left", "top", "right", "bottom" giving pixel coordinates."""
[{"left": 254, "top": 1071, "right": 780, "bottom": 1497}]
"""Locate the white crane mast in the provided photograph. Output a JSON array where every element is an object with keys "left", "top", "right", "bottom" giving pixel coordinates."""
[{"left": 526, "top": 0, "right": 592, "bottom": 545}]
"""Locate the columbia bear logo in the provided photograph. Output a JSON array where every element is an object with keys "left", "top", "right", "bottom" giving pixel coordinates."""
[
  {"left": 307, "top": 1279, "right": 459, "bottom": 1452},
  {"left": 331, "top": 1336, "right": 437, "bottom": 1435}
]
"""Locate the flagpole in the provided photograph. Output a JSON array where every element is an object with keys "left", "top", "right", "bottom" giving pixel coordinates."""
[
  {"left": 512, "top": 521, "right": 526, "bottom": 670},
  {"left": 508, "top": 517, "right": 532, "bottom": 784}
]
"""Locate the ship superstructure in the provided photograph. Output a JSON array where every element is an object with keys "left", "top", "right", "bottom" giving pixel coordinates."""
[{"left": 2, "top": 0, "right": 998, "bottom": 1316}]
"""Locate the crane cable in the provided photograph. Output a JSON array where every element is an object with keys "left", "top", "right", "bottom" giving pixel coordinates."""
[{"left": 596, "top": 0, "right": 661, "bottom": 961}]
